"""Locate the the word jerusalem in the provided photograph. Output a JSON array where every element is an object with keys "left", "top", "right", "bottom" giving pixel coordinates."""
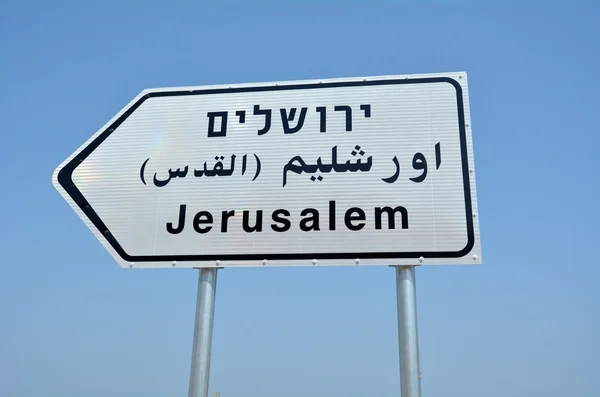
[{"left": 166, "top": 201, "right": 409, "bottom": 234}]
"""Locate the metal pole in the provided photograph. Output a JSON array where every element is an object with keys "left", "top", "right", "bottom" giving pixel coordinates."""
[
  {"left": 395, "top": 265, "right": 422, "bottom": 397},
  {"left": 188, "top": 268, "right": 218, "bottom": 397}
]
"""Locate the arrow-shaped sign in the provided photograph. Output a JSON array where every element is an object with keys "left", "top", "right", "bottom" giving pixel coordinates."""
[{"left": 53, "top": 73, "right": 482, "bottom": 268}]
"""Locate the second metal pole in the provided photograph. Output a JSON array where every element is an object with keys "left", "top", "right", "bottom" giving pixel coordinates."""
[
  {"left": 188, "top": 267, "right": 218, "bottom": 397},
  {"left": 395, "top": 265, "right": 422, "bottom": 397}
]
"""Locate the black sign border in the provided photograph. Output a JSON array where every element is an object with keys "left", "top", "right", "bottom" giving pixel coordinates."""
[{"left": 58, "top": 77, "right": 475, "bottom": 263}]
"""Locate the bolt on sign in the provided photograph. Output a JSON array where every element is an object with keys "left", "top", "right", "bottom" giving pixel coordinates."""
[{"left": 53, "top": 72, "right": 482, "bottom": 268}]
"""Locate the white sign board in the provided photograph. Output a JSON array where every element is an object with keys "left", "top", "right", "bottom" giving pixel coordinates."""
[{"left": 53, "top": 72, "right": 482, "bottom": 268}]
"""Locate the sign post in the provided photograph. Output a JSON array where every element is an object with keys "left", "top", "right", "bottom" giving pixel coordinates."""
[
  {"left": 188, "top": 268, "right": 218, "bottom": 397},
  {"left": 395, "top": 265, "right": 421, "bottom": 397},
  {"left": 52, "top": 72, "right": 482, "bottom": 397}
]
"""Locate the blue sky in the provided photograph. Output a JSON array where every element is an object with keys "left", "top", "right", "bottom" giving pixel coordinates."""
[{"left": 1, "top": 1, "right": 599, "bottom": 397}]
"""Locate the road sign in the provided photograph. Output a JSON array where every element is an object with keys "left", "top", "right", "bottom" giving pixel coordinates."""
[{"left": 53, "top": 72, "right": 482, "bottom": 268}]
